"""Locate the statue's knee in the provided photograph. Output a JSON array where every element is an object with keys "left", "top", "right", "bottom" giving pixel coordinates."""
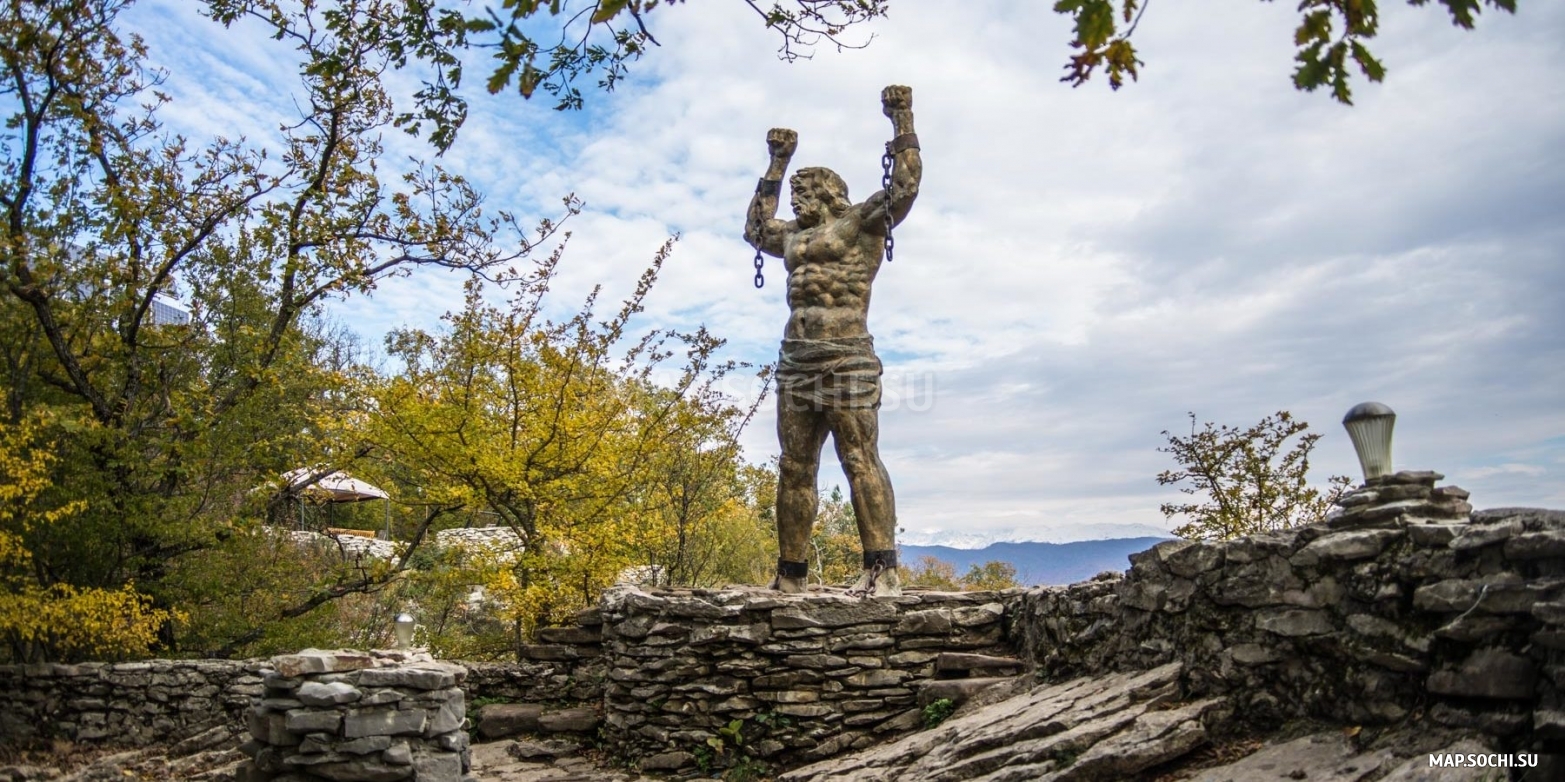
[
  {"left": 839, "top": 448, "right": 875, "bottom": 478},
  {"left": 779, "top": 453, "right": 818, "bottom": 478}
]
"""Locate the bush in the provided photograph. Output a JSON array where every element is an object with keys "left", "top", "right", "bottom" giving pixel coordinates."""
[{"left": 922, "top": 698, "right": 956, "bottom": 729}]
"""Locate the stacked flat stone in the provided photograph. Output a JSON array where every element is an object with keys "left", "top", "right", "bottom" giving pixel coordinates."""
[
  {"left": 1014, "top": 472, "right": 1565, "bottom": 759},
  {"left": 0, "top": 659, "right": 264, "bottom": 746},
  {"left": 433, "top": 527, "right": 523, "bottom": 555},
  {"left": 237, "top": 650, "right": 471, "bottom": 782},
  {"left": 1327, "top": 470, "right": 1473, "bottom": 528},
  {"left": 288, "top": 531, "right": 398, "bottom": 561},
  {"left": 278, "top": 527, "right": 521, "bottom": 566},
  {"left": 594, "top": 586, "right": 1023, "bottom": 775}
]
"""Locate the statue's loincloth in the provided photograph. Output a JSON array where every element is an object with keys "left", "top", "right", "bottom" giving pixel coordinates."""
[{"left": 777, "top": 337, "right": 882, "bottom": 410}]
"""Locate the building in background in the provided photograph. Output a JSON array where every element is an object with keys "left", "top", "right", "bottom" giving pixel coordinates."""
[{"left": 149, "top": 292, "right": 192, "bottom": 326}]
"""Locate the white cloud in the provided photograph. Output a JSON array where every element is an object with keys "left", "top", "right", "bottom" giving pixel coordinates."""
[
  {"left": 127, "top": 0, "right": 1565, "bottom": 540},
  {"left": 1467, "top": 464, "right": 1548, "bottom": 480}
]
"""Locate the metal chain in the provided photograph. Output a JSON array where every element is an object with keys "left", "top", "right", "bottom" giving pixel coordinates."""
[
  {"left": 846, "top": 559, "right": 886, "bottom": 600},
  {"left": 757, "top": 141, "right": 896, "bottom": 288},
  {"left": 881, "top": 146, "right": 895, "bottom": 263}
]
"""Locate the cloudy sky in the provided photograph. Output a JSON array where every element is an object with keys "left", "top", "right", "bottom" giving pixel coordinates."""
[{"left": 125, "top": 0, "right": 1564, "bottom": 545}]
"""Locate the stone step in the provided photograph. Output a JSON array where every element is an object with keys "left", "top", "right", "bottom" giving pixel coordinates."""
[
  {"left": 538, "top": 707, "right": 602, "bottom": 734},
  {"left": 911, "top": 676, "right": 1019, "bottom": 707},
  {"left": 536, "top": 626, "right": 603, "bottom": 645},
  {"left": 935, "top": 652, "right": 1025, "bottom": 674},
  {"left": 476, "top": 703, "right": 603, "bottom": 740},
  {"left": 518, "top": 643, "right": 602, "bottom": 661},
  {"left": 476, "top": 703, "right": 542, "bottom": 740}
]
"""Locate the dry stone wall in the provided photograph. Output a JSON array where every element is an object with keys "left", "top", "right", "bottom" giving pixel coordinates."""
[
  {"left": 1013, "top": 470, "right": 1565, "bottom": 756},
  {"left": 464, "top": 622, "right": 608, "bottom": 745},
  {"left": 593, "top": 585, "right": 1023, "bottom": 774},
  {"left": 0, "top": 659, "right": 265, "bottom": 745}
]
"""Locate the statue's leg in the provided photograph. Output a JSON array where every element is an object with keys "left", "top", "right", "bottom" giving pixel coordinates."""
[
  {"left": 775, "top": 395, "right": 829, "bottom": 593},
  {"left": 828, "top": 405, "right": 900, "bottom": 596}
]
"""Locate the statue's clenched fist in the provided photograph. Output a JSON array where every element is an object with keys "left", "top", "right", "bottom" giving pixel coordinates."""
[
  {"left": 881, "top": 85, "right": 912, "bottom": 117},
  {"left": 767, "top": 128, "right": 798, "bottom": 160}
]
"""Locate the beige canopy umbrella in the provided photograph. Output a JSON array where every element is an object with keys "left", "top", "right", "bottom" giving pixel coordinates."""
[
  {"left": 282, "top": 468, "right": 392, "bottom": 537},
  {"left": 283, "top": 468, "right": 390, "bottom": 502}
]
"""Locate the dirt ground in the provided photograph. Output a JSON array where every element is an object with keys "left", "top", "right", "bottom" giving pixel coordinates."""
[{"left": 0, "top": 734, "right": 674, "bottom": 782}]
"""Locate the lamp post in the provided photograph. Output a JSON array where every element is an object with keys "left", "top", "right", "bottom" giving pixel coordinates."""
[
  {"left": 1343, "top": 402, "right": 1396, "bottom": 482},
  {"left": 394, "top": 613, "right": 416, "bottom": 649}
]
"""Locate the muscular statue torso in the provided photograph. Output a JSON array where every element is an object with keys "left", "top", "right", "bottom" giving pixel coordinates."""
[{"left": 783, "top": 214, "right": 880, "bottom": 340}]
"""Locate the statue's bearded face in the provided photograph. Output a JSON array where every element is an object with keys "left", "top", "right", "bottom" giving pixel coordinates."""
[
  {"left": 790, "top": 168, "right": 849, "bottom": 228},
  {"left": 790, "top": 178, "right": 825, "bottom": 227}
]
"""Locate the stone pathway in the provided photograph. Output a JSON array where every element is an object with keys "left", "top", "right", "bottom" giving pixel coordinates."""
[{"left": 464, "top": 741, "right": 659, "bottom": 782}]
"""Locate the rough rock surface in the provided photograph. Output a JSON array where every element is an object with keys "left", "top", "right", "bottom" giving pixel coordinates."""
[
  {"left": 0, "top": 724, "right": 248, "bottom": 781},
  {"left": 1182, "top": 734, "right": 1501, "bottom": 782},
  {"left": 464, "top": 741, "right": 659, "bottom": 782},
  {"left": 780, "top": 662, "right": 1227, "bottom": 782},
  {"left": 774, "top": 666, "right": 1532, "bottom": 782}
]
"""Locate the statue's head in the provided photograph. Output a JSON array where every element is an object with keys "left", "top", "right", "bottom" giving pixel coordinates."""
[{"left": 790, "top": 167, "right": 851, "bottom": 227}]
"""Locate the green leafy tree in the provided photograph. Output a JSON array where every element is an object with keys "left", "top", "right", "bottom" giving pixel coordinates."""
[
  {"left": 222, "top": 0, "right": 1526, "bottom": 139},
  {"left": 206, "top": 0, "right": 890, "bottom": 152},
  {"left": 0, "top": 412, "right": 180, "bottom": 662},
  {"left": 1053, "top": 0, "right": 1518, "bottom": 103},
  {"left": 960, "top": 560, "right": 1021, "bottom": 591},
  {"left": 1158, "top": 411, "right": 1352, "bottom": 541},
  {"left": 626, "top": 373, "right": 776, "bottom": 588},
  {"left": 0, "top": 0, "right": 888, "bottom": 658},
  {"left": 0, "top": 0, "right": 552, "bottom": 656}
]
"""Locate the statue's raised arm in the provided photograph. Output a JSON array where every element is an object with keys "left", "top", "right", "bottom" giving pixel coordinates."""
[
  {"left": 861, "top": 85, "right": 921, "bottom": 233},
  {"left": 744, "top": 128, "right": 797, "bottom": 258}
]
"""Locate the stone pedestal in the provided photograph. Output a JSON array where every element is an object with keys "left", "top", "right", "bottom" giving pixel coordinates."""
[
  {"left": 595, "top": 585, "right": 1024, "bottom": 774},
  {"left": 1327, "top": 469, "right": 1473, "bottom": 528},
  {"left": 237, "top": 649, "right": 470, "bottom": 782}
]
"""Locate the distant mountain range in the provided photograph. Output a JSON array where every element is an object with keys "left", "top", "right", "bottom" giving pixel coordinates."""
[
  {"left": 899, "top": 523, "right": 1172, "bottom": 548},
  {"left": 900, "top": 537, "right": 1171, "bottom": 587}
]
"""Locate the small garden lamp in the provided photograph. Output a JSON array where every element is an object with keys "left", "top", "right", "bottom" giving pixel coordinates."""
[
  {"left": 1343, "top": 402, "right": 1396, "bottom": 482},
  {"left": 394, "top": 612, "right": 416, "bottom": 649}
]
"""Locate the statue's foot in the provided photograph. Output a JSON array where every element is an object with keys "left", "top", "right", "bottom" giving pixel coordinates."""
[
  {"left": 850, "top": 567, "right": 902, "bottom": 597},
  {"left": 771, "top": 575, "right": 808, "bottom": 594}
]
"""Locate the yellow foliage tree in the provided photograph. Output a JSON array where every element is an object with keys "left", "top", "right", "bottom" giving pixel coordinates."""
[
  {"left": 1159, "top": 411, "right": 1352, "bottom": 541},
  {"left": 903, "top": 556, "right": 960, "bottom": 591},
  {"left": 903, "top": 556, "right": 1021, "bottom": 592},
  {"left": 0, "top": 414, "right": 179, "bottom": 662},
  {"left": 366, "top": 239, "right": 767, "bottom": 637},
  {"left": 810, "top": 486, "right": 863, "bottom": 587}
]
